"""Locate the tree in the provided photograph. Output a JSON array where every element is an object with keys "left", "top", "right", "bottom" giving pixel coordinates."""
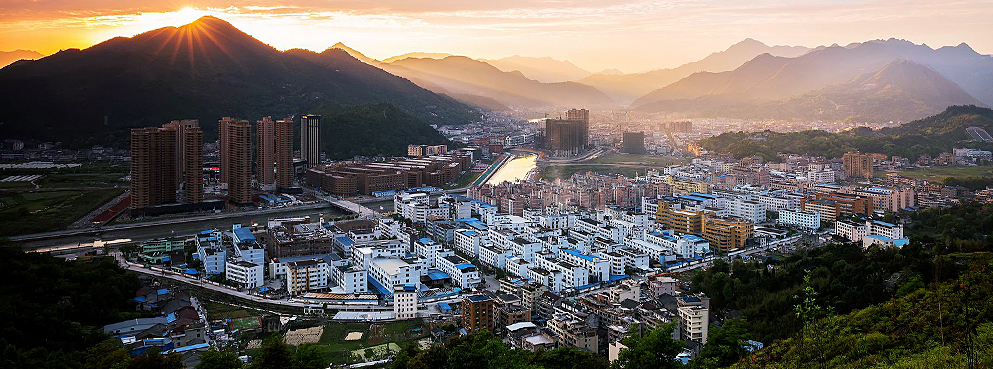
[
  {"left": 196, "top": 349, "right": 244, "bottom": 369},
  {"left": 83, "top": 339, "right": 131, "bottom": 369},
  {"left": 127, "top": 349, "right": 183, "bottom": 369},
  {"left": 690, "top": 319, "right": 750, "bottom": 368},
  {"left": 293, "top": 344, "right": 326, "bottom": 369},
  {"left": 530, "top": 346, "right": 608, "bottom": 369},
  {"left": 251, "top": 337, "right": 293, "bottom": 369},
  {"left": 612, "top": 324, "right": 684, "bottom": 369}
]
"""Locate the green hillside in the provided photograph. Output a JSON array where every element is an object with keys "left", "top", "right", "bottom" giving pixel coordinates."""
[{"left": 697, "top": 105, "right": 993, "bottom": 160}]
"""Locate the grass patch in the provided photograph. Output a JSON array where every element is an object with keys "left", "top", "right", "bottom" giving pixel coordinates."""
[
  {"left": 891, "top": 165, "right": 993, "bottom": 181},
  {"left": 443, "top": 170, "right": 484, "bottom": 190},
  {"left": 308, "top": 319, "right": 425, "bottom": 364},
  {"left": 540, "top": 165, "right": 648, "bottom": 180},
  {"left": 587, "top": 153, "right": 687, "bottom": 166},
  {"left": 0, "top": 188, "right": 124, "bottom": 236},
  {"left": 230, "top": 316, "right": 262, "bottom": 330}
]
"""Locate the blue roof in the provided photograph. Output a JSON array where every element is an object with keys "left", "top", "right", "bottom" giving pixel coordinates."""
[
  {"left": 200, "top": 230, "right": 214, "bottom": 235},
  {"left": 679, "top": 195, "right": 708, "bottom": 202},
  {"left": 335, "top": 235, "right": 355, "bottom": 247},
  {"left": 457, "top": 229, "right": 479, "bottom": 237},
  {"left": 166, "top": 313, "right": 177, "bottom": 323},
  {"left": 134, "top": 296, "right": 147, "bottom": 302},
  {"left": 871, "top": 220, "right": 897, "bottom": 227},
  {"left": 234, "top": 227, "right": 256, "bottom": 242},
  {"left": 419, "top": 237, "right": 436, "bottom": 244},
  {"left": 170, "top": 343, "right": 210, "bottom": 353},
  {"left": 608, "top": 275, "right": 629, "bottom": 282},
  {"left": 156, "top": 288, "right": 169, "bottom": 296},
  {"left": 563, "top": 248, "right": 595, "bottom": 262},
  {"left": 455, "top": 263, "right": 476, "bottom": 270},
  {"left": 688, "top": 192, "right": 717, "bottom": 199},
  {"left": 576, "top": 282, "right": 600, "bottom": 290},
  {"left": 438, "top": 302, "right": 452, "bottom": 310},
  {"left": 683, "top": 234, "right": 707, "bottom": 242},
  {"left": 184, "top": 268, "right": 199, "bottom": 275},
  {"left": 369, "top": 277, "right": 392, "bottom": 297},
  {"left": 683, "top": 296, "right": 702, "bottom": 303}
]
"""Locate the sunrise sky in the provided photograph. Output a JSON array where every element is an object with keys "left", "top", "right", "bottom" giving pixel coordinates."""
[{"left": 2, "top": 0, "right": 992, "bottom": 73}]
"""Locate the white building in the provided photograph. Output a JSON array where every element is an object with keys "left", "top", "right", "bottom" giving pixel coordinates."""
[
  {"left": 560, "top": 248, "right": 610, "bottom": 282},
  {"left": 436, "top": 255, "right": 481, "bottom": 288},
  {"left": 225, "top": 259, "right": 263, "bottom": 289},
  {"left": 778, "top": 208, "right": 821, "bottom": 231},
  {"left": 835, "top": 220, "right": 868, "bottom": 242},
  {"left": 369, "top": 257, "right": 421, "bottom": 288},
  {"left": 393, "top": 284, "right": 419, "bottom": 320},
  {"left": 331, "top": 260, "right": 368, "bottom": 293},
  {"left": 454, "top": 229, "right": 482, "bottom": 258},
  {"left": 726, "top": 198, "right": 766, "bottom": 223}
]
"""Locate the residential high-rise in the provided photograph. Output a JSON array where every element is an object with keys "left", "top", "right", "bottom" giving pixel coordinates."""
[
  {"left": 463, "top": 294, "right": 495, "bottom": 332},
  {"left": 182, "top": 126, "right": 204, "bottom": 203},
  {"left": 300, "top": 114, "right": 321, "bottom": 167},
  {"left": 702, "top": 216, "right": 754, "bottom": 253},
  {"left": 843, "top": 151, "right": 873, "bottom": 179},
  {"left": 161, "top": 119, "right": 200, "bottom": 185},
  {"left": 257, "top": 117, "right": 295, "bottom": 189},
  {"left": 130, "top": 127, "right": 177, "bottom": 209},
  {"left": 257, "top": 117, "right": 276, "bottom": 187},
  {"left": 220, "top": 117, "right": 252, "bottom": 205},
  {"left": 622, "top": 131, "right": 645, "bottom": 154},
  {"left": 539, "top": 108, "right": 589, "bottom": 156},
  {"left": 275, "top": 118, "right": 294, "bottom": 188}
]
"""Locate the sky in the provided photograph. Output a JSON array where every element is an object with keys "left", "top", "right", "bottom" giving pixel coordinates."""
[{"left": 2, "top": 0, "right": 992, "bottom": 73}]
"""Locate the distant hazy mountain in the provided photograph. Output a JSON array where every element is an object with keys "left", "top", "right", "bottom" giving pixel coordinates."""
[
  {"left": 327, "top": 42, "right": 379, "bottom": 65},
  {"left": 633, "top": 39, "right": 993, "bottom": 113},
  {"left": 382, "top": 52, "right": 452, "bottom": 63},
  {"left": 0, "top": 16, "right": 475, "bottom": 149},
  {"left": 0, "top": 50, "right": 43, "bottom": 68},
  {"left": 387, "top": 56, "right": 613, "bottom": 108},
  {"left": 483, "top": 55, "right": 592, "bottom": 83},
  {"left": 579, "top": 38, "right": 811, "bottom": 103},
  {"left": 689, "top": 60, "right": 983, "bottom": 122}
]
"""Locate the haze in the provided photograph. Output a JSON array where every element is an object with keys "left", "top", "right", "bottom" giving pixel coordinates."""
[{"left": 2, "top": 0, "right": 992, "bottom": 73}]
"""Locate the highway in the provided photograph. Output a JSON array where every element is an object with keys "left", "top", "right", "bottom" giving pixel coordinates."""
[{"left": 12, "top": 202, "right": 345, "bottom": 243}]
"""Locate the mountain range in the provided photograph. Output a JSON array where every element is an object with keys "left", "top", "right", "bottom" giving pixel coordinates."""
[
  {"left": 580, "top": 38, "right": 812, "bottom": 103},
  {"left": 0, "top": 17, "right": 475, "bottom": 151},
  {"left": 483, "top": 56, "right": 593, "bottom": 83},
  {"left": 0, "top": 50, "right": 43, "bottom": 68},
  {"left": 633, "top": 39, "right": 993, "bottom": 121}
]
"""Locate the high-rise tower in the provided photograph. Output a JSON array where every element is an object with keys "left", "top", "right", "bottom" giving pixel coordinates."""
[
  {"left": 130, "top": 127, "right": 177, "bottom": 209},
  {"left": 275, "top": 118, "right": 294, "bottom": 188},
  {"left": 300, "top": 114, "right": 321, "bottom": 167},
  {"left": 220, "top": 117, "right": 252, "bottom": 205}
]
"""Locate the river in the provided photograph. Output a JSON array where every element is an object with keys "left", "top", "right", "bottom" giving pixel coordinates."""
[{"left": 487, "top": 155, "right": 537, "bottom": 184}]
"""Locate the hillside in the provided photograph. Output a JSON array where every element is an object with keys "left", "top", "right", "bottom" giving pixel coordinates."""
[
  {"left": 382, "top": 52, "right": 452, "bottom": 63},
  {"left": 313, "top": 103, "right": 452, "bottom": 159},
  {"left": 645, "top": 60, "right": 983, "bottom": 122},
  {"left": 735, "top": 257, "right": 993, "bottom": 368},
  {"left": 634, "top": 39, "right": 993, "bottom": 115},
  {"left": 387, "top": 56, "right": 614, "bottom": 108},
  {"left": 0, "top": 17, "right": 476, "bottom": 148},
  {"left": 579, "top": 39, "right": 811, "bottom": 103},
  {"left": 484, "top": 55, "right": 592, "bottom": 83},
  {"left": 696, "top": 105, "right": 993, "bottom": 160},
  {"left": 0, "top": 49, "right": 43, "bottom": 68}
]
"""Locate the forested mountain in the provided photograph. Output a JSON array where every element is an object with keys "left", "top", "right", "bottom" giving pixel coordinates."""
[
  {"left": 0, "top": 16, "right": 476, "bottom": 148},
  {"left": 697, "top": 105, "right": 993, "bottom": 161}
]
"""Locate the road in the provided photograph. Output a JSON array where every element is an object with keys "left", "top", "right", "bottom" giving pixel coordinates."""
[
  {"left": 109, "top": 250, "right": 397, "bottom": 311},
  {"left": 12, "top": 202, "right": 345, "bottom": 243}
]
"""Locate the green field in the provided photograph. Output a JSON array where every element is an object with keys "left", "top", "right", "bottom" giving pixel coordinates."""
[
  {"left": 0, "top": 188, "right": 124, "bottom": 236},
  {"left": 587, "top": 153, "right": 687, "bottom": 166},
  {"left": 311, "top": 319, "right": 425, "bottom": 364},
  {"left": 230, "top": 316, "right": 262, "bottom": 330},
  {"left": 888, "top": 165, "right": 993, "bottom": 182},
  {"left": 444, "top": 170, "right": 484, "bottom": 190},
  {"left": 540, "top": 165, "right": 648, "bottom": 180}
]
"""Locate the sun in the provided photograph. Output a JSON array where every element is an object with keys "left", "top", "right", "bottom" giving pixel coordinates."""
[{"left": 135, "top": 7, "right": 214, "bottom": 30}]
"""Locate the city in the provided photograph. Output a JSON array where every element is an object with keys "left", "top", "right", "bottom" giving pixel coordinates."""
[{"left": 1, "top": 2, "right": 993, "bottom": 369}]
